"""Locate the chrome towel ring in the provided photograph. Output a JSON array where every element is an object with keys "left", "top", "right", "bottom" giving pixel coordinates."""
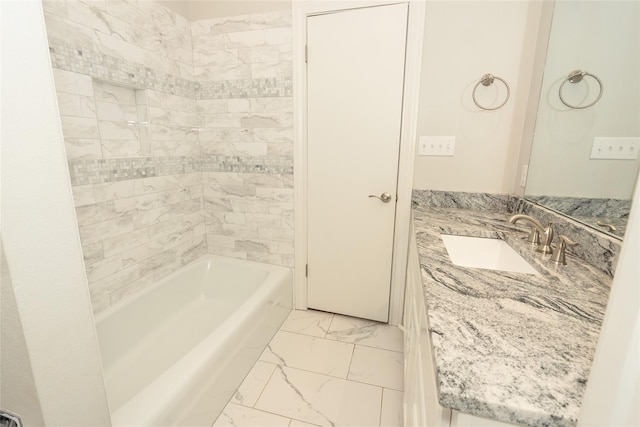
[
  {"left": 472, "top": 73, "right": 510, "bottom": 111},
  {"left": 559, "top": 70, "right": 603, "bottom": 109}
]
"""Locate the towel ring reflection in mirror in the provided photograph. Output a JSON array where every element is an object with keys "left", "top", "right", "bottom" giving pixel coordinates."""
[
  {"left": 472, "top": 74, "right": 510, "bottom": 111},
  {"left": 558, "top": 70, "right": 603, "bottom": 109}
]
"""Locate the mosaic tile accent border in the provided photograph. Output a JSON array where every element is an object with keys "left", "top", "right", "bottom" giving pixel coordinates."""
[
  {"left": 48, "top": 37, "right": 196, "bottom": 98},
  {"left": 201, "top": 155, "right": 293, "bottom": 174},
  {"left": 68, "top": 156, "right": 293, "bottom": 186},
  {"left": 68, "top": 157, "right": 157, "bottom": 186},
  {"left": 196, "top": 77, "right": 293, "bottom": 99},
  {"left": 48, "top": 37, "right": 292, "bottom": 100}
]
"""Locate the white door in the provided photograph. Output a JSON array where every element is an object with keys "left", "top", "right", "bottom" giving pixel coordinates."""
[{"left": 306, "top": 4, "right": 408, "bottom": 322}]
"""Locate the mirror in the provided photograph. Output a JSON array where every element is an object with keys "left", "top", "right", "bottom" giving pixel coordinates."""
[{"left": 524, "top": 0, "right": 640, "bottom": 239}]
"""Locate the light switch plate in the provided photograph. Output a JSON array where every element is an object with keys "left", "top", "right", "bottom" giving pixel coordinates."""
[
  {"left": 590, "top": 137, "right": 640, "bottom": 160},
  {"left": 419, "top": 136, "right": 455, "bottom": 156}
]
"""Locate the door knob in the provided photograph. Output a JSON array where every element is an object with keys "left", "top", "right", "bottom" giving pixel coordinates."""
[{"left": 368, "top": 192, "right": 392, "bottom": 203}]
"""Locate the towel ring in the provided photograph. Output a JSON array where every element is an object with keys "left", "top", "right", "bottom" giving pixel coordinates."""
[
  {"left": 472, "top": 74, "right": 510, "bottom": 111},
  {"left": 559, "top": 70, "right": 603, "bottom": 109}
]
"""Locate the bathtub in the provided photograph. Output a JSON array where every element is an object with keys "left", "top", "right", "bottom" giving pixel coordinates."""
[{"left": 94, "top": 255, "right": 292, "bottom": 427}]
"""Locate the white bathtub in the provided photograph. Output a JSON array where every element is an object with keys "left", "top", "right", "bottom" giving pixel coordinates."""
[{"left": 94, "top": 255, "right": 292, "bottom": 427}]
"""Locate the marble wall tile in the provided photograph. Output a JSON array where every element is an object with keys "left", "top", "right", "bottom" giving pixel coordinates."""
[
  {"left": 44, "top": 12, "right": 93, "bottom": 49},
  {"left": 264, "top": 27, "right": 291, "bottom": 46},
  {"left": 104, "top": 0, "right": 155, "bottom": 35},
  {"left": 245, "top": 213, "right": 283, "bottom": 228},
  {"left": 57, "top": 92, "right": 98, "bottom": 118},
  {"left": 96, "top": 101, "right": 138, "bottom": 122},
  {"left": 99, "top": 120, "right": 140, "bottom": 140},
  {"left": 113, "top": 193, "right": 159, "bottom": 213},
  {"left": 93, "top": 178, "right": 146, "bottom": 202},
  {"left": 46, "top": 6, "right": 294, "bottom": 311},
  {"left": 253, "top": 127, "right": 293, "bottom": 144},
  {"left": 61, "top": 116, "right": 100, "bottom": 139},
  {"left": 149, "top": 107, "right": 197, "bottom": 127},
  {"left": 240, "top": 46, "right": 279, "bottom": 63},
  {"left": 146, "top": 90, "right": 196, "bottom": 113},
  {"left": 53, "top": 69, "right": 95, "bottom": 96},
  {"left": 251, "top": 62, "right": 292, "bottom": 79},
  {"left": 107, "top": 272, "right": 155, "bottom": 308},
  {"left": 225, "top": 30, "right": 266, "bottom": 49},
  {"left": 196, "top": 98, "right": 229, "bottom": 114},
  {"left": 64, "top": 138, "right": 103, "bottom": 160},
  {"left": 149, "top": 124, "right": 199, "bottom": 141},
  {"left": 66, "top": 1, "right": 128, "bottom": 39},
  {"left": 120, "top": 241, "right": 163, "bottom": 266},
  {"left": 43, "top": 0, "right": 68, "bottom": 17},
  {"left": 270, "top": 241, "right": 294, "bottom": 255},
  {"left": 150, "top": 140, "right": 200, "bottom": 157},
  {"left": 277, "top": 45, "right": 293, "bottom": 62},
  {"left": 102, "top": 228, "right": 150, "bottom": 257},
  {"left": 83, "top": 242, "right": 105, "bottom": 265},
  {"left": 267, "top": 142, "right": 294, "bottom": 157},
  {"left": 72, "top": 185, "right": 97, "bottom": 206},
  {"left": 86, "top": 254, "right": 124, "bottom": 283},
  {"left": 240, "top": 113, "right": 293, "bottom": 128},
  {"left": 212, "top": 64, "right": 253, "bottom": 81},
  {"left": 192, "top": 34, "right": 227, "bottom": 53},
  {"left": 199, "top": 128, "right": 254, "bottom": 143},
  {"left": 79, "top": 216, "right": 135, "bottom": 246},
  {"left": 250, "top": 10, "right": 292, "bottom": 30},
  {"left": 247, "top": 252, "right": 284, "bottom": 265},
  {"left": 89, "top": 263, "right": 141, "bottom": 301},
  {"left": 102, "top": 139, "right": 149, "bottom": 157},
  {"left": 229, "top": 142, "right": 268, "bottom": 157},
  {"left": 198, "top": 113, "right": 243, "bottom": 128},
  {"left": 94, "top": 30, "right": 145, "bottom": 64},
  {"left": 75, "top": 201, "right": 121, "bottom": 226},
  {"left": 249, "top": 97, "right": 292, "bottom": 113},
  {"left": 195, "top": 15, "right": 252, "bottom": 37}
]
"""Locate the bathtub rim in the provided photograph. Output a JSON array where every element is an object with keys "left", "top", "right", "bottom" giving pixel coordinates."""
[{"left": 94, "top": 254, "right": 290, "bottom": 323}]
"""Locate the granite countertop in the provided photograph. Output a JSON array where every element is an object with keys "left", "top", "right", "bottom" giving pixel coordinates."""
[{"left": 412, "top": 204, "right": 612, "bottom": 427}]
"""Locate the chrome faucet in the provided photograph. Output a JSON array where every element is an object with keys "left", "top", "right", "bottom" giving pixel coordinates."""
[{"left": 509, "top": 214, "right": 554, "bottom": 254}]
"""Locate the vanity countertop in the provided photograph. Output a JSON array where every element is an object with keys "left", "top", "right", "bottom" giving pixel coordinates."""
[{"left": 412, "top": 203, "right": 612, "bottom": 427}]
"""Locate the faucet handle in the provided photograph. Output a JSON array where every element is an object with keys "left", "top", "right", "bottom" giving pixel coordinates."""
[
  {"left": 551, "top": 235, "right": 579, "bottom": 265},
  {"left": 525, "top": 227, "right": 540, "bottom": 246}
]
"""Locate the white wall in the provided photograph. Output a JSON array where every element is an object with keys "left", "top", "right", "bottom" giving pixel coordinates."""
[
  {"left": 0, "top": 0, "right": 111, "bottom": 425},
  {"left": 578, "top": 170, "right": 640, "bottom": 425},
  {"left": 1, "top": 241, "right": 45, "bottom": 425},
  {"left": 525, "top": 0, "right": 639, "bottom": 200},
  {"left": 413, "top": 1, "right": 540, "bottom": 193}
]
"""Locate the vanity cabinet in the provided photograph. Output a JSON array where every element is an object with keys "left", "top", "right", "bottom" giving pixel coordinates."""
[
  {"left": 404, "top": 227, "right": 521, "bottom": 427},
  {"left": 403, "top": 226, "right": 451, "bottom": 427}
]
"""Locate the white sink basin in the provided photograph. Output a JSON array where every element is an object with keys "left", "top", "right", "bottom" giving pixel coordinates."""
[{"left": 440, "top": 235, "right": 539, "bottom": 275}]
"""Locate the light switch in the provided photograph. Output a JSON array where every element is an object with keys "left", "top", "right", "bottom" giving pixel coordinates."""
[
  {"left": 418, "top": 136, "right": 455, "bottom": 156},
  {"left": 590, "top": 137, "right": 640, "bottom": 160}
]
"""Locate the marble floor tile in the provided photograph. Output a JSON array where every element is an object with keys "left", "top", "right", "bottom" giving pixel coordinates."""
[
  {"left": 213, "top": 402, "right": 291, "bottom": 427},
  {"left": 255, "top": 365, "right": 383, "bottom": 427},
  {"left": 326, "top": 314, "right": 404, "bottom": 352},
  {"left": 260, "top": 330, "right": 354, "bottom": 378},
  {"left": 279, "top": 309, "right": 334, "bottom": 338},
  {"left": 348, "top": 345, "right": 404, "bottom": 391},
  {"left": 380, "top": 388, "right": 403, "bottom": 427},
  {"left": 231, "top": 361, "right": 277, "bottom": 407}
]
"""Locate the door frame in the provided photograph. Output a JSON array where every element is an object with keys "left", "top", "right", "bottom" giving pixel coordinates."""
[{"left": 293, "top": 0, "right": 426, "bottom": 325}]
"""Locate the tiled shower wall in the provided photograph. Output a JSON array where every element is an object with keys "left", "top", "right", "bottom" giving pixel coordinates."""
[
  {"left": 192, "top": 13, "right": 294, "bottom": 267},
  {"left": 43, "top": 0, "right": 293, "bottom": 313}
]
